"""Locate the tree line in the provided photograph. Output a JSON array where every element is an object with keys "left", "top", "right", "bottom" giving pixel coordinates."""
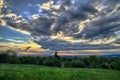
[{"left": 0, "top": 50, "right": 120, "bottom": 70}]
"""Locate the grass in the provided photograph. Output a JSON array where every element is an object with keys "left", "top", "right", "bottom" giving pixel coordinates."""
[{"left": 0, "top": 64, "right": 120, "bottom": 80}]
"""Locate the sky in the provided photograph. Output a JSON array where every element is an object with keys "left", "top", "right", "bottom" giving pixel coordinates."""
[{"left": 0, "top": 0, "right": 120, "bottom": 50}]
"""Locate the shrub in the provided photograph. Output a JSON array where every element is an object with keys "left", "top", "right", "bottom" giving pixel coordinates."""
[
  {"left": 101, "top": 63, "right": 110, "bottom": 69},
  {"left": 83, "top": 57, "right": 90, "bottom": 67},
  {"left": 44, "top": 57, "right": 61, "bottom": 67},
  {"left": 110, "top": 62, "right": 120, "bottom": 70},
  {"left": 19, "top": 56, "right": 36, "bottom": 64},
  {"left": 64, "top": 61, "right": 72, "bottom": 67},
  {"left": 72, "top": 60, "right": 85, "bottom": 68},
  {"left": 35, "top": 57, "right": 44, "bottom": 65}
]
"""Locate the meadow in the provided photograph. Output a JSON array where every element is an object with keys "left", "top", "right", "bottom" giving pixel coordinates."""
[{"left": 0, "top": 64, "right": 120, "bottom": 80}]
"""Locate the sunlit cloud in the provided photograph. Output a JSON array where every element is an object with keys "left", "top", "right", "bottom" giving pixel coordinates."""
[
  {"left": 50, "top": 31, "right": 88, "bottom": 43},
  {"left": 0, "top": 41, "right": 42, "bottom": 51},
  {"left": 0, "top": 0, "right": 4, "bottom": 8},
  {"left": 41, "top": 1, "right": 53, "bottom": 10},
  {"left": 6, "top": 39, "right": 26, "bottom": 43},
  {"left": 32, "top": 14, "right": 40, "bottom": 20},
  {"left": 0, "top": 19, "right": 6, "bottom": 26},
  {"left": 107, "top": 4, "right": 120, "bottom": 16},
  {"left": 9, "top": 27, "right": 31, "bottom": 35},
  {"left": 90, "top": 38, "right": 116, "bottom": 45}
]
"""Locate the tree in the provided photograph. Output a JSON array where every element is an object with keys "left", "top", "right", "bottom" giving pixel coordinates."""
[
  {"left": 19, "top": 56, "right": 36, "bottom": 64},
  {"left": 101, "top": 63, "right": 110, "bottom": 69},
  {"left": 64, "top": 61, "right": 72, "bottom": 67},
  {"left": 44, "top": 57, "right": 61, "bottom": 67},
  {"left": 110, "top": 62, "right": 120, "bottom": 70},
  {"left": 9, "top": 54, "right": 21, "bottom": 64},
  {"left": 72, "top": 60, "right": 85, "bottom": 68},
  {"left": 54, "top": 51, "right": 60, "bottom": 59},
  {"left": 0, "top": 53, "right": 10, "bottom": 63}
]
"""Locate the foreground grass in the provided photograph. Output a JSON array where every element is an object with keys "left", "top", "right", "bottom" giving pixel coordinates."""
[{"left": 0, "top": 64, "right": 120, "bottom": 80}]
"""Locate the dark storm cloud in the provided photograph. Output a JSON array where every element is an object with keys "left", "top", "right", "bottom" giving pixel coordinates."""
[
  {"left": 53, "top": 1, "right": 98, "bottom": 35},
  {"left": 1, "top": 0, "right": 120, "bottom": 50},
  {"left": 74, "top": 23, "right": 120, "bottom": 39},
  {"left": 6, "top": 0, "right": 97, "bottom": 36},
  {"left": 81, "top": 5, "right": 98, "bottom": 14},
  {"left": 2, "top": 0, "right": 98, "bottom": 36},
  {"left": 7, "top": 16, "right": 54, "bottom": 36},
  {"left": 31, "top": 17, "right": 54, "bottom": 36},
  {"left": 74, "top": 15, "right": 120, "bottom": 39},
  {"left": 1, "top": 0, "right": 120, "bottom": 40},
  {"left": 62, "top": 0, "right": 71, "bottom": 6},
  {"left": 72, "top": 0, "right": 120, "bottom": 39},
  {"left": 92, "top": 16, "right": 120, "bottom": 27}
]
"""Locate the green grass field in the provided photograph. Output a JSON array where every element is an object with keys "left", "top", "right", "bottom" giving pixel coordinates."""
[{"left": 0, "top": 64, "right": 120, "bottom": 80}]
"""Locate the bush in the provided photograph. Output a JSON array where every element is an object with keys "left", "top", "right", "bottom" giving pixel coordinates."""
[
  {"left": 64, "top": 61, "right": 73, "bottom": 67},
  {"left": 101, "top": 63, "right": 110, "bottom": 69},
  {"left": 72, "top": 60, "right": 85, "bottom": 68},
  {"left": 19, "top": 56, "right": 36, "bottom": 64},
  {"left": 110, "top": 62, "right": 120, "bottom": 70},
  {"left": 83, "top": 57, "right": 90, "bottom": 66},
  {"left": 35, "top": 57, "right": 44, "bottom": 65},
  {"left": 44, "top": 57, "right": 61, "bottom": 67}
]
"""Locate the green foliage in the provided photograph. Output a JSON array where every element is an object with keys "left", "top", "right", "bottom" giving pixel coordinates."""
[
  {"left": 9, "top": 54, "right": 21, "bottom": 64},
  {"left": 110, "top": 62, "right": 120, "bottom": 70},
  {"left": 72, "top": 60, "right": 85, "bottom": 68},
  {"left": 64, "top": 61, "right": 72, "bottom": 67},
  {"left": 0, "top": 50, "right": 18, "bottom": 63},
  {"left": 0, "top": 53, "right": 9, "bottom": 63},
  {"left": 19, "top": 56, "right": 36, "bottom": 64},
  {"left": 0, "top": 50, "right": 120, "bottom": 70},
  {"left": 35, "top": 57, "right": 44, "bottom": 65},
  {"left": 101, "top": 63, "right": 110, "bottom": 69},
  {"left": 44, "top": 57, "right": 61, "bottom": 67}
]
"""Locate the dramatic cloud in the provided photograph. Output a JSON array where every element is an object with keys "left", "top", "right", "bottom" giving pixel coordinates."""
[{"left": 0, "top": 0, "right": 120, "bottom": 50}]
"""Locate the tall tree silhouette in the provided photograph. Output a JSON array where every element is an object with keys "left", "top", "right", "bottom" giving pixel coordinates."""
[{"left": 54, "top": 51, "right": 60, "bottom": 59}]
